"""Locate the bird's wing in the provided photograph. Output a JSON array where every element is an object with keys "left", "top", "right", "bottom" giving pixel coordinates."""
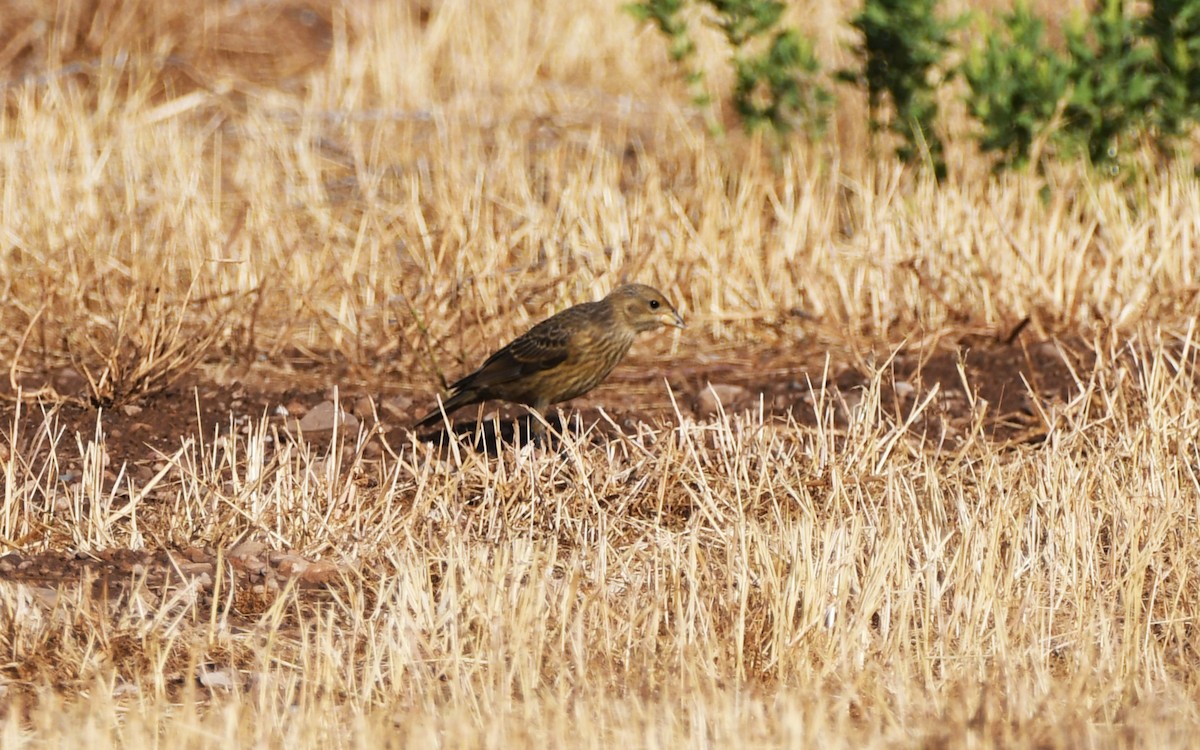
[{"left": 450, "top": 311, "right": 580, "bottom": 392}]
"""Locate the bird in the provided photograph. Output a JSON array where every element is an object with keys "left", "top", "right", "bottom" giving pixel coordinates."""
[{"left": 414, "top": 283, "right": 685, "bottom": 432}]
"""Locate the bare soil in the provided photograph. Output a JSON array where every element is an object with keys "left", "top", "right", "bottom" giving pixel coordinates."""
[{"left": 0, "top": 331, "right": 1087, "bottom": 595}]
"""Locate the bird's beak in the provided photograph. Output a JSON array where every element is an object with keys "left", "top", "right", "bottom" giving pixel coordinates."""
[{"left": 666, "top": 308, "right": 686, "bottom": 329}]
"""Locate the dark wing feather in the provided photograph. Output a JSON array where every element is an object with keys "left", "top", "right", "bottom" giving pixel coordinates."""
[{"left": 449, "top": 307, "right": 588, "bottom": 393}]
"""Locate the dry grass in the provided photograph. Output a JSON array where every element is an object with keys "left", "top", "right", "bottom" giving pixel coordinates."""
[{"left": 1, "top": 0, "right": 1199, "bottom": 746}]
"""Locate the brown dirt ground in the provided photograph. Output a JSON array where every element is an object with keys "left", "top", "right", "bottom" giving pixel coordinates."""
[
  {"left": 0, "top": 0, "right": 1098, "bottom": 612},
  {"left": 0, "top": 331, "right": 1088, "bottom": 602}
]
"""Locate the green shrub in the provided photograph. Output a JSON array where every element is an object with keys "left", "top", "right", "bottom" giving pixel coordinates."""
[
  {"left": 1144, "top": 0, "right": 1200, "bottom": 139},
  {"left": 625, "top": 0, "right": 711, "bottom": 114},
  {"left": 627, "top": 0, "right": 830, "bottom": 136},
  {"left": 1061, "top": 0, "right": 1159, "bottom": 168},
  {"left": 629, "top": 0, "right": 1200, "bottom": 174},
  {"left": 842, "top": 0, "right": 959, "bottom": 179},
  {"left": 961, "top": 3, "right": 1072, "bottom": 170},
  {"left": 963, "top": 0, "right": 1166, "bottom": 172},
  {"left": 732, "top": 28, "right": 830, "bottom": 134}
]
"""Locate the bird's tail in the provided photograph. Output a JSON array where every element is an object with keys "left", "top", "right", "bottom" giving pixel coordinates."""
[{"left": 413, "top": 389, "right": 476, "bottom": 430}]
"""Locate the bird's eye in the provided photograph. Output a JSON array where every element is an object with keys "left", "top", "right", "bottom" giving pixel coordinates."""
[{"left": 649, "top": 300, "right": 660, "bottom": 310}]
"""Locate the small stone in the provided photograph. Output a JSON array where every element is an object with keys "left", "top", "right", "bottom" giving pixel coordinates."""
[
  {"left": 229, "top": 540, "right": 266, "bottom": 558},
  {"left": 840, "top": 389, "right": 865, "bottom": 417},
  {"left": 197, "top": 668, "right": 235, "bottom": 690},
  {"left": 122, "top": 404, "right": 143, "bottom": 417},
  {"left": 182, "top": 546, "right": 210, "bottom": 563},
  {"left": 1033, "top": 341, "right": 1061, "bottom": 360},
  {"left": 298, "top": 401, "right": 359, "bottom": 433},
  {"left": 31, "top": 587, "right": 58, "bottom": 608},
  {"left": 276, "top": 555, "right": 310, "bottom": 577},
  {"left": 696, "top": 383, "right": 750, "bottom": 417},
  {"left": 112, "top": 681, "right": 140, "bottom": 698},
  {"left": 353, "top": 396, "right": 376, "bottom": 419},
  {"left": 233, "top": 556, "right": 267, "bottom": 575},
  {"left": 54, "top": 367, "right": 85, "bottom": 389},
  {"left": 379, "top": 396, "right": 412, "bottom": 421},
  {"left": 298, "top": 560, "right": 339, "bottom": 584},
  {"left": 180, "top": 562, "right": 214, "bottom": 577}
]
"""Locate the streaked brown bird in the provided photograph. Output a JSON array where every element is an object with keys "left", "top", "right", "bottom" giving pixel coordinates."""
[{"left": 415, "top": 284, "right": 685, "bottom": 431}]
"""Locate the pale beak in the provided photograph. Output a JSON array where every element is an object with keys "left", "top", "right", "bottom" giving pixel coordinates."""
[{"left": 666, "top": 309, "right": 686, "bottom": 329}]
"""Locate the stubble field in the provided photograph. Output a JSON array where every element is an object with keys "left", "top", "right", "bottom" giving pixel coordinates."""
[{"left": 1, "top": 0, "right": 1199, "bottom": 746}]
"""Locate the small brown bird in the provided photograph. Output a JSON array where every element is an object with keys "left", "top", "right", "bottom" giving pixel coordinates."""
[{"left": 415, "top": 284, "right": 685, "bottom": 430}]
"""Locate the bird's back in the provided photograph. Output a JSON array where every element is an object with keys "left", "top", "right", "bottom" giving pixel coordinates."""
[{"left": 454, "top": 300, "right": 633, "bottom": 405}]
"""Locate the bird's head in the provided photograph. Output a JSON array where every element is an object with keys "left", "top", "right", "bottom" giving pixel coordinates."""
[{"left": 607, "top": 284, "right": 685, "bottom": 333}]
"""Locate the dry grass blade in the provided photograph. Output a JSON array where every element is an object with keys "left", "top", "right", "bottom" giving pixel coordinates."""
[
  {"left": 0, "top": 0, "right": 1199, "bottom": 747},
  {"left": 63, "top": 286, "right": 228, "bottom": 409}
]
